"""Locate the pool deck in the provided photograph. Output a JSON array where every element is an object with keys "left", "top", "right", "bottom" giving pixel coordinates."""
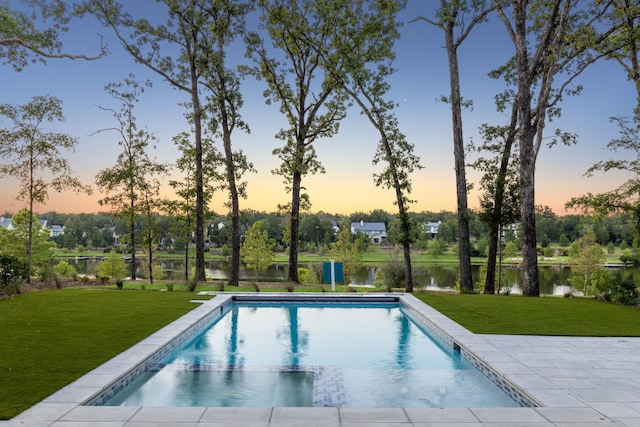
[{"left": 3, "top": 292, "right": 640, "bottom": 426}]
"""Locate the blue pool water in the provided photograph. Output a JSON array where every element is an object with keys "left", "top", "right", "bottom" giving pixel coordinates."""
[{"left": 104, "top": 301, "right": 519, "bottom": 408}]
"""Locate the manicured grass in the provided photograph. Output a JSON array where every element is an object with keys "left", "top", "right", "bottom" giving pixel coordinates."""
[
  {"left": 0, "top": 289, "right": 206, "bottom": 419},
  {"left": 414, "top": 292, "right": 640, "bottom": 336}
]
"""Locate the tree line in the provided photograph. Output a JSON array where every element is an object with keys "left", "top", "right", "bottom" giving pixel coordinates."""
[
  {"left": 1, "top": 1, "right": 639, "bottom": 295},
  {"left": 11, "top": 207, "right": 636, "bottom": 255}
]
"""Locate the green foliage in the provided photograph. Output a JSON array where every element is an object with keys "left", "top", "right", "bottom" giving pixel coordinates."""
[
  {"left": 568, "top": 229, "right": 607, "bottom": 295},
  {"left": 427, "top": 238, "right": 448, "bottom": 261},
  {"left": 297, "top": 267, "right": 319, "bottom": 285},
  {"left": 97, "top": 252, "right": 127, "bottom": 282},
  {"left": 0, "top": 209, "right": 55, "bottom": 278},
  {"left": 378, "top": 246, "right": 405, "bottom": 291},
  {"left": 0, "top": 254, "right": 26, "bottom": 295},
  {"left": 620, "top": 249, "right": 639, "bottom": 265},
  {"left": 329, "top": 228, "right": 362, "bottom": 276},
  {"left": 53, "top": 260, "right": 76, "bottom": 278},
  {"left": 600, "top": 278, "right": 639, "bottom": 306},
  {"left": 476, "top": 264, "right": 487, "bottom": 291},
  {"left": 503, "top": 241, "right": 519, "bottom": 259},
  {"left": 241, "top": 220, "right": 275, "bottom": 281},
  {"left": 559, "top": 234, "right": 570, "bottom": 247}
]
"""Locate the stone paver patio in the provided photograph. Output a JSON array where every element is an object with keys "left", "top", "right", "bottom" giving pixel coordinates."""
[{"left": 2, "top": 293, "right": 640, "bottom": 426}]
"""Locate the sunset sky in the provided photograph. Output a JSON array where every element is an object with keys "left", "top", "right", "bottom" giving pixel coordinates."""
[{"left": 1, "top": 1, "right": 636, "bottom": 217}]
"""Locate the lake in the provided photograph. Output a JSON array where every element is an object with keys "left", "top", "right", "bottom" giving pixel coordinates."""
[{"left": 68, "top": 257, "right": 638, "bottom": 295}]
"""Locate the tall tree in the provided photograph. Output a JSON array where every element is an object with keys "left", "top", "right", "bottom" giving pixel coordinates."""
[
  {"left": 566, "top": 1, "right": 640, "bottom": 242},
  {"left": 139, "top": 161, "right": 169, "bottom": 284},
  {"left": 471, "top": 108, "right": 521, "bottom": 294},
  {"left": 89, "top": 0, "right": 219, "bottom": 282},
  {"left": 330, "top": 0, "right": 419, "bottom": 292},
  {"left": 165, "top": 132, "right": 220, "bottom": 284},
  {"left": 0, "top": 95, "right": 90, "bottom": 282},
  {"left": 492, "top": 0, "right": 613, "bottom": 296},
  {"left": 199, "top": 0, "right": 255, "bottom": 286},
  {"left": 245, "top": 0, "right": 349, "bottom": 284},
  {"left": 1, "top": 0, "right": 105, "bottom": 72},
  {"left": 413, "top": 0, "right": 495, "bottom": 293},
  {"left": 94, "top": 76, "right": 168, "bottom": 281}
]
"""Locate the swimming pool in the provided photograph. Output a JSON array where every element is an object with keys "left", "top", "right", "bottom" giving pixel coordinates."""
[{"left": 99, "top": 295, "right": 520, "bottom": 408}]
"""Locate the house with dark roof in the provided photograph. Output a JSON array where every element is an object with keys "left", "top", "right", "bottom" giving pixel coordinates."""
[{"left": 350, "top": 221, "right": 387, "bottom": 244}]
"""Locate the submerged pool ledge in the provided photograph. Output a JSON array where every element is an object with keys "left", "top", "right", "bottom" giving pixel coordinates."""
[{"left": 4, "top": 292, "right": 622, "bottom": 426}]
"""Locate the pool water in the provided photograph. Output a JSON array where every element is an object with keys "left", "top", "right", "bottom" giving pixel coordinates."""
[{"left": 104, "top": 302, "right": 519, "bottom": 408}]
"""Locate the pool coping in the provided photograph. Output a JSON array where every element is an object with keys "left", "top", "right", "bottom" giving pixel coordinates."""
[{"left": 3, "top": 292, "right": 633, "bottom": 426}]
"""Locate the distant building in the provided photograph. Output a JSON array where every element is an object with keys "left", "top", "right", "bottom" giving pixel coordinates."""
[
  {"left": 0, "top": 217, "right": 12, "bottom": 230},
  {"left": 49, "top": 224, "right": 64, "bottom": 238},
  {"left": 0, "top": 215, "right": 63, "bottom": 237},
  {"left": 424, "top": 221, "right": 441, "bottom": 238},
  {"left": 350, "top": 221, "right": 387, "bottom": 244}
]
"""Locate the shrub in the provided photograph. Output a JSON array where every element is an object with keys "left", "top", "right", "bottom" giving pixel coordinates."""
[
  {"left": 598, "top": 277, "right": 639, "bottom": 306},
  {"left": 298, "top": 267, "right": 319, "bottom": 284},
  {"left": 98, "top": 253, "right": 127, "bottom": 283},
  {"left": 0, "top": 254, "right": 26, "bottom": 295},
  {"left": 54, "top": 260, "right": 76, "bottom": 278}
]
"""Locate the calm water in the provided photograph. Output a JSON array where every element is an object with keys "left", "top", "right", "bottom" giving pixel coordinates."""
[
  {"left": 103, "top": 302, "right": 519, "bottom": 408},
  {"left": 71, "top": 257, "right": 639, "bottom": 295}
]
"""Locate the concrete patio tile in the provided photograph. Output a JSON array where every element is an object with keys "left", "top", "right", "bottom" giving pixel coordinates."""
[
  {"left": 51, "top": 422, "right": 127, "bottom": 427},
  {"left": 535, "top": 407, "right": 613, "bottom": 423},
  {"left": 586, "top": 402, "right": 640, "bottom": 419},
  {"left": 489, "top": 361, "right": 536, "bottom": 375},
  {"left": 200, "top": 407, "right": 273, "bottom": 422},
  {"left": 198, "top": 423, "right": 268, "bottom": 427},
  {"left": 470, "top": 407, "right": 547, "bottom": 423},
  {"left": 526, "top": 388, "right": 588, "bottom": 408},
  {"left": 270, "top": 407, "right": 339, "bottom": 424},
  {"left": 10, "top": 402, "right": 77, "bottom": 422},
  {"left": 411, "top": 423, "right": 483, "bottom": 427},
  {"left": 569, "top": 388, "right": 639, "bottom": 403},
  {"left": 59, "top": 406, "right": 139, "bottom": 422},
  {"left": 548, "top": 377, "right": 594, "bottom": 389},
  {"left": 0, "top": 420, "right": 53, "bottom": 427},
  {"left": 41, "top": 386, "right": 102, "bottom": 404},
  {"left": 506, "top": 374, "right": 559, "bottom": 389},
  {"left": 129, "top": 407, "right": 206, "bottom": 422},
  {"left": 477, "top": 424, "right": 553, "bottom": 427},
  {"left": 339, "top": 407, "right": 409, "bottom": 423},
  {"left": 340, "top": 424, "right": 411, "bottom": 427},
  {"left": 609, "top": 418, "right": 640, "bottom": 427},
  {"left": 534, "top": 368, "right": 598, "bottom": 379},
  {"left": 404, "top": 407, "right": 478, "bottom": 423}
]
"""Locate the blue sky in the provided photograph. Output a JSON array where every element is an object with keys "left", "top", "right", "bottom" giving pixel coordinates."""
[{"left": 1, "top": 1, "right": 636, "bottom": 216}]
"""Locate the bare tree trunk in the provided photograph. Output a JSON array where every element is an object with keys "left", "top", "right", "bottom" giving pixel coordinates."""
[
  {"left": 513, "top": 4, "right": 540, "bottom": 297},
  {"left": 444, "top": 18, "right": 473, "bottom": 293},
  {"left": 184, "top": 234, "right": 189, "bottom": 281},
  {"left": 484, "top": 226, "right": 499, "bottom": 294},
  {"left": 27, "top": 177, "right": 33, "bottom": 284},
  {"left": 223, "top": 129, "right": 241, "bottom": 286},
  {"left": 191, "top": 72, "right": 206, "bottom": 284},
  {"left": 287, "top": 169, "right": 302, "bottom": 284}
]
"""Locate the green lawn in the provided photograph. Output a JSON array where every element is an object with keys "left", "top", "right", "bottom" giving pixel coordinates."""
[
  {"left": 1, "top": 287, "right": 639, "bottom": 419},
  {"left": 0, "top": 289, "right": 207, "bottom": 419},
  {"left": 414, "top": 292, "right": 640, "bottom": 336}
]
